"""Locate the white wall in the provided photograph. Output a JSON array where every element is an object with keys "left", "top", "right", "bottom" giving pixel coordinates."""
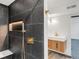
[
  {"left": 48, "top": 14, "right": 71, "bottom": 55},
  {"left": 71, "top": 17, "right": 79, "bottom": 39},
  {"left": 48, "top": 15, "right": 71, "bottom": 37}
]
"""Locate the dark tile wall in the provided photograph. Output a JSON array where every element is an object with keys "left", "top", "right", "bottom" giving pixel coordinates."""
[
  {"left": 24, "top": 1, "right": 44, "bottom": 59},
  {"left": 0, "top": 4, "right": 8, "bottom": 25},
  {"left": 9, "top": 0, "right": 38, "bottom": 22},
  {"left": 9, "top": 31, "right": 22, "bottom": 59},
  {"left": 9, "top": 0, "right": 44, "bottom": 59},
  {"left": 0, "top": 4, "right": 8, "bottom": 51},
  {"left": 0, "top": 4, "right": 10, "bottom": 59}
]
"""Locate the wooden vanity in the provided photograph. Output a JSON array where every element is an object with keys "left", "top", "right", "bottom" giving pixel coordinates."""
[{"left": 48, "top": 36, "right": 66, "bottom": 53}]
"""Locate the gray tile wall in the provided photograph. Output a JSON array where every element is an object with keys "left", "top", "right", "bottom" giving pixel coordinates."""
[
  {"left": 9, "top": 31, "right": 23, "bottom": 59},
  {"left": 0, "top": 4, "right": 9, "bottom": 59},
  {"left": 9, "top": 0, "right": 44, "bottom": 59},
  {"left": 0, "top": 4, "right": 8, "bottom": 51}
]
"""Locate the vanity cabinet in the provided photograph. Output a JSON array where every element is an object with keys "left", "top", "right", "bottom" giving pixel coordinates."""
[{"left": 48, "top": 39, "right": 66, "bottom": 53}]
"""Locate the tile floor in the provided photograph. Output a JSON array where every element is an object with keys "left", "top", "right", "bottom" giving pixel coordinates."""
[{"left": 48, "top": 50, "right": 72, "bottom": 59}]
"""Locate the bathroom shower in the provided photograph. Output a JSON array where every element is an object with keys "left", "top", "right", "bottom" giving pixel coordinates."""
[{"left": 0, "top": 0, "right": 44, "bottom": 59}]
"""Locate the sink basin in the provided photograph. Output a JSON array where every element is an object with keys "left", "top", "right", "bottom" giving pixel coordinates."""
[{"left": 48, "top": 36, "right": 66, "bottom": 41}]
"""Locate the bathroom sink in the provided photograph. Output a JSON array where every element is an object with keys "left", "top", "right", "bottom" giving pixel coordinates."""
[{"left": 48, "top": 36, "right": 66, "bottom": 41}]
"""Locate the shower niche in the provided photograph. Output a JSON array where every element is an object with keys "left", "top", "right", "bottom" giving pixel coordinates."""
[{"left": 9, "top": 21, "right": 24, "bottom": 32}]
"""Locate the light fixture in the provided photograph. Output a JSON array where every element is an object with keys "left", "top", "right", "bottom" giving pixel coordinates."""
[
  {"left": 27, "top": 36, "right": 34, "bottom": 45},
  {"left": 52, "top": 19, "right": 58, "bottom": 25},
  {"left": 48, "top": 17, "right": 58, "bottom": 25},
  {"left": 45, "top": 10, "right": 49, "bottom": 15}
]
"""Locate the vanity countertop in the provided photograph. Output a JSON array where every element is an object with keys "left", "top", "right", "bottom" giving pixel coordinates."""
[{"left": 48, "top": 36, "right": 67, "bottom": 42}]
